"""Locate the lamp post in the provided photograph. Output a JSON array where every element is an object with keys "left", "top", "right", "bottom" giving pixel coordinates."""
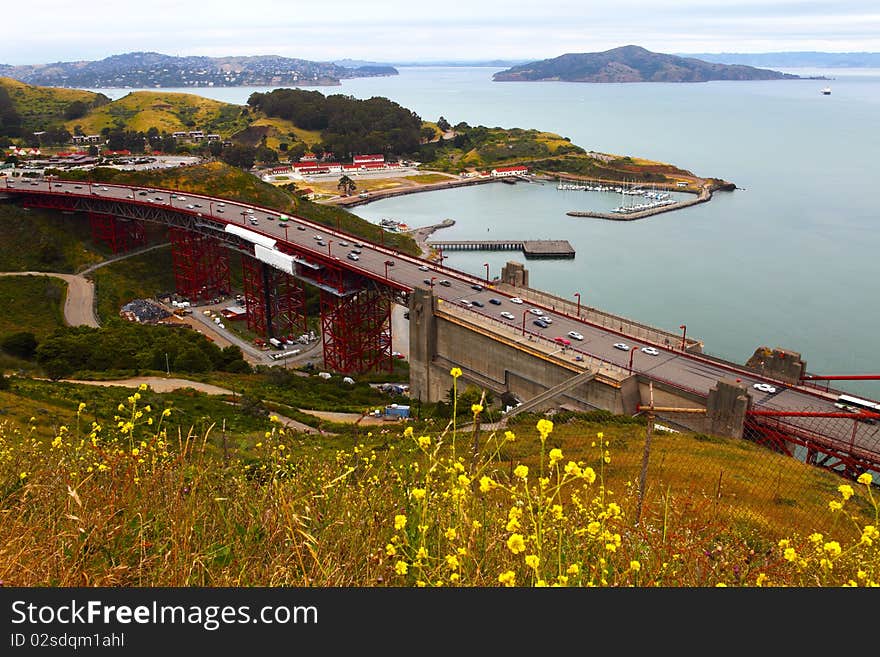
[
  {"left": 521, "top": 308, "right": 529, "bottom": 336},
  {"left": 574, "top": 292, "right": 581, "bottom": 317},
  {"left": 327, "top": 239, "right": 333, "bottom": 257},
  {"left": 629, "top": 346, "right": 638, "bottom": 373},
  {"left": 679, "top": 324, "right": 687, "bottom": 350},
  {"left": 430, "top": 276, "right": 436, "bottom": 288},
  {"left": 483, "top": 262, "right": 489, "bottom": 283},
  {"left": 438, "top": 247, "right": 444, "bottom": 266},
  {"left": 283, "top": 223, "right": 289, "bottom": 242},
  {"left": 384, "top": 259, "right": 394, "bottom": 279}
]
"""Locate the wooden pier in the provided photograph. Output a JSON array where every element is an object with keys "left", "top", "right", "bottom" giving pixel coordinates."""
[{"left": 425, "top": 239, "right": 575, "bottom": 259}]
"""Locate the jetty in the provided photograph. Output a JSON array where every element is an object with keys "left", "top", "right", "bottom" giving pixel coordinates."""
[
  {"left": 425, "top": 239, "right": 575, "bottom": 259},
  {"left": 566, "top": 184, "right": 714, "bottom": 221}
]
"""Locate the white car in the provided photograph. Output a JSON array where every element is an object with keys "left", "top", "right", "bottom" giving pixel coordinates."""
[
  {"left": 613, "top": 342, "right": 630, "bottom": 351},
  {"left": 641, "top": 347, "right": 660, "bottom": 356},
  {"left": 500, "top": 311, "right": 515, "bottom": 320},
  {"left": 568, "top": 331, "right": 584, "bottom": 341},
  {"left": 510, "top": 297, "right": 523, "bottom": 304},
  {"left": 753, "top": 383, "right": 778, "bottom": 394},
  {"left": 418, "top": 265, "right": 430, "bottom": 271},
  {"left": 528, "top": 308, "right": 544, "bottom": 316}
]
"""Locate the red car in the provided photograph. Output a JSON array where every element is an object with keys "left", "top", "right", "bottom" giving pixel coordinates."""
[{"left": 554, "top": 337, "right": 571, "bottom": 346}]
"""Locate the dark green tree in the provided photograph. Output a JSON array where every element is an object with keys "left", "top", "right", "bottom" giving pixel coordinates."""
[
  {"left": 337, "top": 175, "right": 356, "bottom": 196},
  {"left": 0, "top": 331, "right": 37, "bottom": 359}
]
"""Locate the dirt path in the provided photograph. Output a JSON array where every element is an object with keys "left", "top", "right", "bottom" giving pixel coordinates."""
[{"left": 0, "top": 271, "right": 99, "bottom": 327}]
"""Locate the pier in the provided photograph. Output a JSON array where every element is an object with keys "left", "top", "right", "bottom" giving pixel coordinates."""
[{"left": 425, "top": 239, "right": 575, "bottom": 259}]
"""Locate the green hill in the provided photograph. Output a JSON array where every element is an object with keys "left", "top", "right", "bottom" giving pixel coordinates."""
[
  {"left": 0, "top": 76, "right": 110, "bottom": 135},
  {"left": 64, "top": 90, "right": 250, "bottom": 137}
]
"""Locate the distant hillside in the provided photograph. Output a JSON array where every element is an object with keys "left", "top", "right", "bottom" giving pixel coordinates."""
[
  {"left": 0, "top": 51, "right": 398, "bottom": 89},
  {"left": 492, "top": 45, "right": 801, "bottom": 82},
  {"left": 681, "top": 51, "right": 880, "bottom": 68}
]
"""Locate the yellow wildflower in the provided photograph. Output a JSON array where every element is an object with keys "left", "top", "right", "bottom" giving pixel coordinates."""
[
  {"left": 418, "top": 436, "right": 431, "bottom": 449},
  {"left": 479, "top": 476, "right": 495, "bottom": 493},
  {"left": 471, "top": 403, "right": 483, "bottom": 414},
  {"left": 566, "top": 564, "right": 580, "bottom": 576},
  {"left": 829, "top": 500, "right": 842, "bottom": 511},
  {"left": 411, "top": 488, "right": 426, "bottom": 501},
  {"left": 549, "top": 448, "right": 563, "bottom": 466},
  {"left": 514, "top": 464, "right": 528, "bottom": 479},
  {"left": 394, "top": 514, "right": 407, "bottom": 531},
  {"left": 403, "top": 426, "right": 414, "bottom": 438},
  {"left": 445, "top": 528, "right": 457, "bottom": 541},
  {"left": 838, "top": 484, "right": 854, "bottom": 501},
  {"left": 395, "top": 561, "right": 408, "bottom": 576},
  {"left": 630, "top": 560, "right": 641, "bottom": 572},
  {"left": 77, "top": 402, "right": 86, "bottom": 413},
  {"left": 445, "top": 555, "right": 459, "bottom": 570},
  {"left": 507, "top": 533, "right": 526, "bottom": 554},
  {"left": 525, "top": 554, "right": 539, "bottom": 570},
  {"left": 857, "top": 472, "right": 873, "bottom": 485},
  {"left": 385, "top": 544, "right": 397, "bottom": 556},
  {"left": 498, "top": 571, "right": 516, "bottom": 587},
  {"left": 783, "top": 547, "right": 797, "bottom": 562},
  {"left": 823, "top": 541, "right": 842, "bottom": 557},
  {"left": 450, "top": 367, "right": 462, "bottom": 378},
  {"left": 536, "top": 418, "right": 554, "bottom": 440}
]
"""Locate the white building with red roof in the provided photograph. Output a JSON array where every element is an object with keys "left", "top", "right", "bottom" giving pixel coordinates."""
[{"left": 490, "top": 165, "right": 529, "bottom": 177}]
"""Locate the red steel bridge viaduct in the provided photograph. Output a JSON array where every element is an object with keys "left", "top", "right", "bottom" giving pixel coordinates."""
[{"left": 3, "top": 178, "right": 880, "bottom": 481}]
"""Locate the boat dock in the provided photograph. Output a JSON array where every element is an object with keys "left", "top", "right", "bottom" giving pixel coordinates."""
[
  {"left": 566, "top": 184, "right": 715, "bottom": 221},
  {"left": 425, "top": 239, "right": 575, "bottom": 259}
]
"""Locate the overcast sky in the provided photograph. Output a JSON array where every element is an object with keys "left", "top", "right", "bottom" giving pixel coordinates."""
[{"left": 3, "top": 0, "right": 879, "bottom": 65}]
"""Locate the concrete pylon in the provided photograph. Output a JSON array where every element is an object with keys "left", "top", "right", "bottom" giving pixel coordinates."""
[
  {"left": 408, "top": 287, "right": 437, "bottom": 402},
  {"left": 706, "top": 378, "right": 751, "bottom": 439}
]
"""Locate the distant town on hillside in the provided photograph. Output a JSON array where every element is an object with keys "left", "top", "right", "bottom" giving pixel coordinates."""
[{"left": 0, "top": 52, "right": 399, "bottom": 89}]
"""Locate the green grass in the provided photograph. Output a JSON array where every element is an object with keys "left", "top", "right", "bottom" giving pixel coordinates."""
[
  {"left": 0, "top": 275, "right": 67, "bottom": 339},
  {"left": 64, "top": 90, "right": 250, "bottom": 137},
  {"left": 0, "top": 205, "right": 105, "bottom": 273},
  {"left": 90, "top": 246, "right": 176, "bottom": 324},
  {"left": 0, "top": 76, "right": 107, "bottom": 133}
]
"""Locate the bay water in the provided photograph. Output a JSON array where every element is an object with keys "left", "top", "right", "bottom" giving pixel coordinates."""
[{"left": 92, "top": 66, "right": 880, "bottom": 396}]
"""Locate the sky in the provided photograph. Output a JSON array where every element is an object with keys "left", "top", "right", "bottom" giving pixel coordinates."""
[{"left": 3, "top": 0, "right": 879, "bottom": 65}]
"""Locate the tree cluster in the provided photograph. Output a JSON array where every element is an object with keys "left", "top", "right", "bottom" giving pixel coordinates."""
[
  {"left": 30, "top": 323, "right": 250, "bottom": 380},
  {"left": 247, "top": 89, "right": 424, "bottom": 160}
]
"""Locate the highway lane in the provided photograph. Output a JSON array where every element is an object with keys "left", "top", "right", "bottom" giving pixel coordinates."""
[{"left": 5, "top": 176, "right": 878, "bottom": 449}]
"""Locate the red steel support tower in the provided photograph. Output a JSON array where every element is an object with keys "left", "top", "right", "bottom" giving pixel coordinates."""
[
  {"left": 168, "top": 228, "right": 230, "bottom": 301},
  {"left": 241, "top": 255, "right": 307, "bottom": 339},
  {"left": 88, "top": 213, "right": 145, "bottom": 253},
  {"left": 320, "top": 285, "right": 393, "bottom": 374}
]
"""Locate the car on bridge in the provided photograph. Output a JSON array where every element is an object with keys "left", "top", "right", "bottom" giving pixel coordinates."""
[
  {"left": 500, "top": 311, "right": 515, "bottom": 320},
  {"left": 510, "top": 297, "right": 523, "bottom": 304},
  {"left": 534, "top": 319, "right": 549, "bottom": 328},
  {"left": 438, "top": 280, "right": 451, "bottom": 287},
  {"left": 489, "top": 298, "right": 502, "bottom": 305},
  {"left": 470, "top": 300, "right": 484, "bottom": 307},
  {"left": 613, "top": 342, "right": 630, "bottom": 351},
  {"left": 554, "top": 337, "right": 571, "bottom": 346},
  {"left": 419, "top": 265, "right": 430, "bottom": 271},
  {"left": 528, "top": 308, "right": 544, "bottom": 316},
  {"left": 568, "top": 331, "right": 584, "bottom": 341},
  {"left": 347, "top": 253, "right": 360, "bottom": 261},
  {"left": 641, "top": 347, "right": 660, "bottom": 356},
  {"left": 471, "top": 284, "right": 483, "bottom": 291},
  {"left": 753, "top": 383, "right": 778, "bottom": 394}
]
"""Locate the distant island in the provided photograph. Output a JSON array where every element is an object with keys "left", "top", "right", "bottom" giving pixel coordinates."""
[
  {"left": 492, "top": 45, "right": 811, "bottom": 82},
  {"left": 0, "top": 51, "right": 399, "bottom": 89}
]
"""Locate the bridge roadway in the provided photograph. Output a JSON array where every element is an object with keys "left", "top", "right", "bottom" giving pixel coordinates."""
[{"left": 3, "top": 177, "right": 878, "bottom": 456}]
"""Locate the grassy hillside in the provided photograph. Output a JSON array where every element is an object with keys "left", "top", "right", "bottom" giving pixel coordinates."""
[
  {"left": 0, "top": 205, "right": 105, "bottom": 273},
  {"left": 64, "top": 90, "right": 250, "bottom": 136},
  {"left": 243, "top": 116, "right": 322, "bottom": 149},
  {"left": 0, "top": 76, "right": 109, "bottom": 133},
  {"left": 0, "top": 275, "right": 66, "bottom": 339},
  {"left": 0, "top": 377, "right": 874, "bottom": 587}
]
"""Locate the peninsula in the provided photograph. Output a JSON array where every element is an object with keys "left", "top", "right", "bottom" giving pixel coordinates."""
[{"left": 492, "top": 45, "right": 802, "bottom": 83}]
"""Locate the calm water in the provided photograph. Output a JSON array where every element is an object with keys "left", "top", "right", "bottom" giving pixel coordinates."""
[{"left": 93, "top": 67, "right": 880, "bottom": 396}]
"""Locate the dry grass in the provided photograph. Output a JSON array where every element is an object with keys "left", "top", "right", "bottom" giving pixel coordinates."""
[{"left": 0, "top": 381, "right": 877, "bottom": 588}]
